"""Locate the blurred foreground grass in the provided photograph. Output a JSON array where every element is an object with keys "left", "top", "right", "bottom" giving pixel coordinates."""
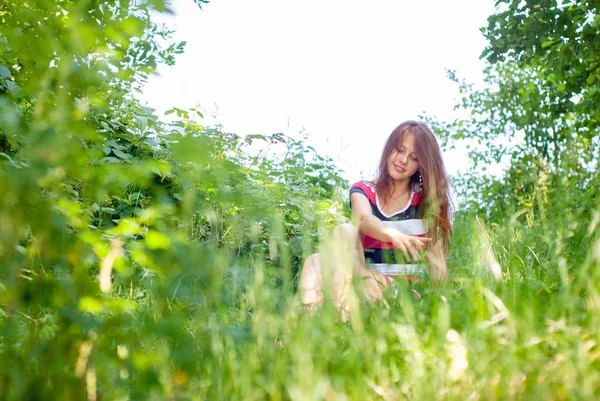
[{"left": 4, "top": 207, "right": 600, "bottom": 400}]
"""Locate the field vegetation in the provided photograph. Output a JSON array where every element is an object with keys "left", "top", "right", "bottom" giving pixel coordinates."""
[{"left": 1, "top": 0, "right": 599, "bottom": 400}]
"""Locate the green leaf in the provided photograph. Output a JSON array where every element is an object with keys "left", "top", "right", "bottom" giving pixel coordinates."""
[
  {"left": 99, "top": 156, "right": 122, "bottom": 164},
  {"left": 79, "top": 297, "right": 104, "bottom": 313},
  {"left": 112, "top": 148, "right": 133, "bottom": 160},
  {"left": 145, "top": 230, "right": 171, "bottom": 250},
  {"left": 136, "top": 115, "right": 148, "bottom": 132},
  {"left": 107, "top": 298, "right": 139, "bottom": 313},
  {"left": 100, "top": 121, "right": 113, "bottom": 132},
  {"left": 0, "top": 64, "right": 10, "bottom": 79},
  {"left": 587, "top": 75, "right": 596, "bottom": 85},
  {"left": 541, "top": 40, "right": 558, "bottom": 48},
  {"left": 106, "top": 140, "right": 126, "bottom": 150}
]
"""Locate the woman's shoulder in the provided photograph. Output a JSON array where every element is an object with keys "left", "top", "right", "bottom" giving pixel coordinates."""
[
  {"left": 350, "top": 180, "right": 376, "bottom": 193},
  {"left": 349, "top": 181, "right": 376, "bottom": 203},
  {"left": 411, "top": 190, "right": 423, "bottom": 206}
]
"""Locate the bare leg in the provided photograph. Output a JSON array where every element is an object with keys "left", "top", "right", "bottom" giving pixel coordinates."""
[
  {"left": 298, "top": 253, "right": 324, "bottom": 311},
  {"left": 297, "top": 251, "right": 352, "bottom": 321},
  {"left": 298, "top": 223, "right": 390, "bottom": 316},
  {"left": 332, "top": 223, "right": 391, "bottom": 302}
]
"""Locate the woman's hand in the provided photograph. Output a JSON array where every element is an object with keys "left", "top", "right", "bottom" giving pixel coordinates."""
[{"left": 385, "top": 229, "right": 432, "bottom": 262}]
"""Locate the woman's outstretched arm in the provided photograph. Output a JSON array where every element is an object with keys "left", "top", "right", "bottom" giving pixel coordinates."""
[{"left": 350, "top": 192, "right": 431, "bottom": 261}]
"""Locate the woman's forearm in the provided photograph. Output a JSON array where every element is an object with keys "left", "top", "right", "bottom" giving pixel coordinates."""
[{"left": 356, "top": 214, "right": 396, "bottom": 242}]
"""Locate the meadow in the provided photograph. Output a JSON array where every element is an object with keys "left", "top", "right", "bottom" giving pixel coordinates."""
[{"left": 1, "top": 0, "right": 599, "bottom": 400}]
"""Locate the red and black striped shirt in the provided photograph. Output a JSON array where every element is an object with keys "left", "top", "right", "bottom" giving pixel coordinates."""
[{"left": 349, "top": 181, "right": 427, "bottom": 276}]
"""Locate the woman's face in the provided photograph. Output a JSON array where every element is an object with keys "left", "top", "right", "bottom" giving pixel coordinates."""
[{"left": 387, "top": 133, "right": 419, "bottom": 182}]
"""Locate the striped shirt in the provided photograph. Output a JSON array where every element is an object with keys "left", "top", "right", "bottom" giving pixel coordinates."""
[{"left": 349, "top": 181, "right": 427, "bottom": 277}]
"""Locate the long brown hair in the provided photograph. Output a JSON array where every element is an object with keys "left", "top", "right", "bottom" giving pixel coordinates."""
[{"left": 372, "top": 120, "right": 453, "bottom": 249}]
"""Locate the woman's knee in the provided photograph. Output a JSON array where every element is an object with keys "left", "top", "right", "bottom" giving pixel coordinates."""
[
  {"left": 300, "top": 253, "right": 320, "bottom": 280},
  {"left": 303, "top": 253, "right": 319, "bottom": 268},
  {"left": 299, "top": 253, "right": 323, "bottom": 306},
  {"left": 331, "top": 223, "right": 358, "bottom": 241}
]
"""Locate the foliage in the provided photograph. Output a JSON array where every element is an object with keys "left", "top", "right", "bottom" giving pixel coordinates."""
[
  {"left": 427, "top": 2, "right": 600, "bottom": 228},
  {"left": 484, "top": 0, "right": 600, "bottom": 126},
  {"left": 0, "top": 0, "right": 346, "bottom": 399},
  {"left": 2, "top": 0, "right": 600, "bottom": 400}
]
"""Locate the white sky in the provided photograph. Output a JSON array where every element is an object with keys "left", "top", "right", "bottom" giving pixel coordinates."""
[{"left": 143, "top": 0, "right": 496, "bottom": 183}]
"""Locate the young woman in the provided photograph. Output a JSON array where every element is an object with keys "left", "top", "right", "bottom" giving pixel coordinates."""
[{"left": 299, "top": 120, "right": 452, "bottom": 313}]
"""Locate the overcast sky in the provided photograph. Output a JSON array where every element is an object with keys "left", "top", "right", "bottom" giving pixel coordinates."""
[{"left": 143, "top": 0, "right": 496, "bottom": 183}]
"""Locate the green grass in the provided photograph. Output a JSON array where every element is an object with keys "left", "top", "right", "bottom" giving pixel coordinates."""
[{"left": 3, "top": 209, "right": 600, "bottom": 400}]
